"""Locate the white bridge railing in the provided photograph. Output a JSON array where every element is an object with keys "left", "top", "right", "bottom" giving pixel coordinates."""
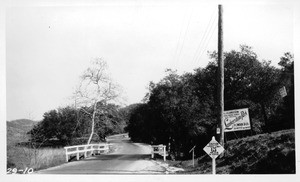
[
  {"left": 151, "top": 144, "right": 167, "bottom": 161},
  {"left": 64, "top": 143, "right": 112, "bottom": 162}
]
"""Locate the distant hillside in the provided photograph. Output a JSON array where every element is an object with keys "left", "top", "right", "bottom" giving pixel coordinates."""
[
  {"left": 172, "top": 129, "right": 295, "bottom": 174},
  {"left": 7, "top": 119, "right": 38, "bottom": 145}
]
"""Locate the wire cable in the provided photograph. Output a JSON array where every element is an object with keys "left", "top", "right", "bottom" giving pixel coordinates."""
[
  {"left": 197, "top": 24, "right": 217, "bottom": 65},
  {"left": 172, "top": 8, "right": 188, "bottom": 69},
  {"left": 176, "top": 9, "right": 193, "bottom": 67},
  {"left": 191, "top": 8, "right": 217, "bottom": 66}
]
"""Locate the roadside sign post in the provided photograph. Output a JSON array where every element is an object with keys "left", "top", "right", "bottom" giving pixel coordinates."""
[
  {"left": 189, "top": 145, "right": 196, "bottom": 167},
  {"left": 212, "top": 157, "right": 216, "bottom": 174},
  {"left": 151, "top": 144, "right": 167, "bottom": 161},
  {"left": 192, "top": 150, "right": 194, "bottom": 167},
  {"left": 203, "top": 136, "right": 225, "bottom": 174}
]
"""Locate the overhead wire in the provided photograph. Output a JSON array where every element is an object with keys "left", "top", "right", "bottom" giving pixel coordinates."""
[
  {"left": 192, "top": 8, "right": 218, "bottom": 66},
  {"left": 191, "top": 9, "right": 215, "bottom": 65},
  {"left": 176, "top": 8, "right": 193, "bottom": 67},
  {"left": 196, "top": 14, "right": 218, "bottom": 65},
  {"left": 172, "top": 7, "right": 188, "bottom": 69}
]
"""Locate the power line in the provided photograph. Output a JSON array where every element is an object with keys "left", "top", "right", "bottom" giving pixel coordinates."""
[
  {"left": 196, "top": 20, "right": 217, "bottom": 65},
  {"left": 194, "top": 10, "right": 217, "bottom": 66},
  {"left": 191, "top": 9, "right": 215, "bottom": 65},
  {"left": 176, "top": 9, "right": 193, "bottom": 66},
  {"left": 172, "top": 7, "right": 188, "bottom": 69},
  {"left": 192, "top": 8, "right": 217, "bottom": 66}
]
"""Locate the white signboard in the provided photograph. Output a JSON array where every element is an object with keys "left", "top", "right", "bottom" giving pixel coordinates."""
[
  {"left": 224, "top": 108, "right": 251, "bottom": 132},
  {"left": 279, "top": 86, "right": 287, "bottom": 98},
  {"left": 203, "top": 136, "right": 224, "bottom": 159},
  {"left": 151, "top": 145, "right": 167, "bottom": 161}
]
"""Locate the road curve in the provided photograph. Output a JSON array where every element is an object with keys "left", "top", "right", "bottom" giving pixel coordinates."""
[{"left": 37, "top": 139, "right": 167, "bottom": 174}]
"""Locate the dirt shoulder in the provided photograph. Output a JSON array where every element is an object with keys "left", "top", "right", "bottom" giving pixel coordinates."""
[{"left": 166, "top": 129, "right": 295, "bottom": 174}]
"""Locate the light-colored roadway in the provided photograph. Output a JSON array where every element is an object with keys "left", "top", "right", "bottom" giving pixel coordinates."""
[{"left": 37, "top": 139, "right": 167, "bottom": 174}]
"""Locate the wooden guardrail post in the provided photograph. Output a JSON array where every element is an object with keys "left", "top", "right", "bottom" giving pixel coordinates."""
[
  {"left": 163, "top": 146, "right": 166, "bottom": 161},
  {"left": 76, "top": 147, "right": 79, "bottom": 160},
  {"left": 151, "top": 146, "right": 154, "bottom": 158},
  {"left": 84, "top": 145, "right": 87, "bottom": 158},
  {"left": 65, "top": 148, "right": 69, "bottom": 162}
]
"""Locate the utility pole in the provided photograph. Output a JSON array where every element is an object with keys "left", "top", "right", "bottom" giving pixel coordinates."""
[{"left": 217, "top": 5, "right": 224, "bottom": 146}]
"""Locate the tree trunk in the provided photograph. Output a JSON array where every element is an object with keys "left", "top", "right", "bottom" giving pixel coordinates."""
[{"left": 87, "top": 102, "right": 97, "bottom": 144}]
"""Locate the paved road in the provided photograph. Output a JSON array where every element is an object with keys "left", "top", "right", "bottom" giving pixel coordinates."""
[{"left": 37, "top": 139, "right": 167, "bottom": 174}]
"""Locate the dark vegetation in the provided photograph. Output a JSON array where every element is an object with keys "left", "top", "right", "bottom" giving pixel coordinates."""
[
  {"left": 170, "top": 129, "right": 295, "bottom": 174},
  {"left": 126, "top": 45, "right": 294, "bottom": 161},
  {"left": 27, "top": 103, "right": 129, "bottom": 147},
  {"left": 7, "top": 104, "right": 130, "bottom": 170},
  {"left": 8, "top": 45, "right": 294, "bottom": 173}
]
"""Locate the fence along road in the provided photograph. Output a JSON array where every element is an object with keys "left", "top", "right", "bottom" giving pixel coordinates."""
[{"left": 37, "top": 134, "right": 169, "bottom": 174}]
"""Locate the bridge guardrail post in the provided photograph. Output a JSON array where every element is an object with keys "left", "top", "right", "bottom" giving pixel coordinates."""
[
  {"left": 163, "top": 146, "right": 166, "bottom": 161},
  {"left": 65, "top": 148, "right": 68, "bottom": 162},
  {"left": 151, "top": 146, "right": 154, "bottom": 158},
  {"left": 84, "top": 145, "right": 87, "bottom": 158},
  {"left": 98, "top": 144, "right": 101, "bottom": 154},
  {"left": 76, "top": 147, "right": 79, "bottom": 160}
]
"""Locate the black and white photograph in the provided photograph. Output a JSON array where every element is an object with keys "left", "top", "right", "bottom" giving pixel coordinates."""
[{"left": 1, "top": 0, "right": 299, "bottom": 181}]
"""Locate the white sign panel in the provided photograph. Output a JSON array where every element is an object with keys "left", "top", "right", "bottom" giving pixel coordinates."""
[
  {"left": 279, "top": 86, "right": 287, "bottom": 98},
  {"left": 224, "top": 108, "right": 251, "bottom": 132},
  {"left": 203, "top": 136, "right": 224, "bottom": 159}
]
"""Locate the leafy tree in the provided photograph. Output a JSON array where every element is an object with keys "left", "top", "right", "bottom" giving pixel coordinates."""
[
  {"left": 126, "top": 103, "right": 153, "bottom": 143},
  {"left": 28, "top": 103, "right": 128, "bottom": 146},
  {"left": 128, "top": 69, "right": 216, "bottom": 158},
  {"left": 127, "top": 45, "right": 293, "bottom": 158},
  {"left": 28, "top": 107, "right": 79, "bottom": 146},
  {"left": 210, "top": 45, "right": 282, "bottom": 133},
  {"left": 268, "top": 52, "right": 294, "bottom": 131},
  {"left": 74, "top": 58, "right": 122, "bottom": 144},
  {"left": 94, "top": 103, "right": 127, "bottom": 140}
]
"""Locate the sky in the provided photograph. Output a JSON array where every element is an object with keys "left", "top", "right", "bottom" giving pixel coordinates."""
[{"left": 4, "top": 0, "right": 295, "bottom": 121}]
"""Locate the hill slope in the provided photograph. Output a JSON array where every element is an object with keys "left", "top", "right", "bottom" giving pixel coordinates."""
[
  {"left": 7, "top": 119, "right": 37, "bottom": 145},
  {"left": 172, "top": 129, "right": 295, "bottom": 174}
]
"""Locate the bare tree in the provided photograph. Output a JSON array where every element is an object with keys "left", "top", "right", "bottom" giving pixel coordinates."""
[{"left": 74, "top": 58, "right": 121, "bottom": 144}]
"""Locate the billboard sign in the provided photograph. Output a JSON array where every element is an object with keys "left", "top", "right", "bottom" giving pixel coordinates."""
[{"left": 224, "top": 108, "right": 251, "bottom": 132}]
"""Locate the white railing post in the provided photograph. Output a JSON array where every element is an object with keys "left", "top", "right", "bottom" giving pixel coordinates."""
[
  {"left": 76, "top": 147, "right": 79, "bottom": 160},
  {"left": 91, "top": 145, "right": 94, "bottom": 156},
  {"left": 65, "top": 148, "right": 69, "bottom": 162},
  {"left": 84, "top": 145, "right": 87, "bottom": 158},
  {"left": 151, "top": 146, "right": 154, "bottom": 158},
  {"left": 163, "top": 146, "right": 166, "bottom": 161}
]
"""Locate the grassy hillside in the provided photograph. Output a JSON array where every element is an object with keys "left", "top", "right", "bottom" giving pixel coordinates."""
[
  {"left": 7, "top": 119, "right": 37, "bottom": 145},
  {"left": 170, "top": 129, "right": 295, "bottom": 174},
  {"left": 7, "top": 119, "right": 66, "bottom": 171}
]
